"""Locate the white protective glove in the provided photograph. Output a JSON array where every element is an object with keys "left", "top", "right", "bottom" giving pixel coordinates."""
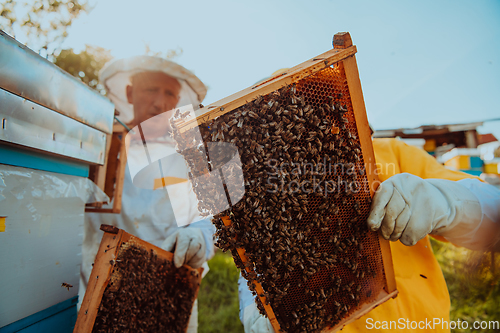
[
  {"left": 243, "top": 303, "right": 274, "bottom": 333},
  {"left": 367, "top": 173, "right": 484, "bottom": 247},
  {"left": 161, "top": 227, "right": 207, "bottom": 268}
]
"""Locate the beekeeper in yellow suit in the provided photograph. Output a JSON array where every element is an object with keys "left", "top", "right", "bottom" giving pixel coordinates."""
[
  {"left": 242, "top": 137, "right": 500, "bottom": 332},
  {"left": 81, "top": 56, "right": 215, "bottom": 333}
]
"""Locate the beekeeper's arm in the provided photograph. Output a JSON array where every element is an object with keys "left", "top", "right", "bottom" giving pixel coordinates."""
[
  {"left": 161, "top": 218, "right": 215, "bottom": 269},
  {"left": 368, "top": 173, "right": 500, "bottom": 250},
  {"left": 161, "top": 186, "right": 216, "bottom": 268},
  {"left": 160, "top": 169, "right": 216, "bottom": 269},
  {"left": 238, "top": 273, "right": 274, "bottom": 333}
]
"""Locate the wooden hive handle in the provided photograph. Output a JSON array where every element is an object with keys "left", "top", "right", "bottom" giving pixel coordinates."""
[{"left": 333, "top": 32, "right": 353, "bottom": 49}]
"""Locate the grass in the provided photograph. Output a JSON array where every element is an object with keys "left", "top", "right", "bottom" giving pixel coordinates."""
[
  {"left": 198, "top": 243, "right": 500, "bottom": 333},
  {"left": 430, "top": 239, "right": 500, "bottom": 332},
  {"left": 198, "top": 250, "right": 244, "bottom": 333}
]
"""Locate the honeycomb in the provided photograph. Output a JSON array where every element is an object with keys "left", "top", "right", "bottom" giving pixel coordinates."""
[
  {"left": 172, "top": 63, "right": 386, "bottom": 332},
  {"left": 91, "top": 241, "right": 200, "bottom": 333}
]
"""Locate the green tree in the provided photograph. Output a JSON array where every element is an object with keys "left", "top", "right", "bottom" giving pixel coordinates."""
[
  {"left": 53, "top": 45, "right": 112, "bottom": 95},
  {"left": 0, "top": 0, "right": 89, "bottom": 56}
]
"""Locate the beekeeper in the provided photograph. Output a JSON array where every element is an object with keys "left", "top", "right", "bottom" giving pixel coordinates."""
[
  {"left": 241, "top": 138, "right": 500, "bottom": 333},
  {"left": 81, "top": 56, "right": 216, "bottom": 332}
]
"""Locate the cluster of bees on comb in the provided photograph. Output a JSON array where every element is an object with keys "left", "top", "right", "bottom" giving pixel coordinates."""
[
  {"left": 92, "top": 244, "right": 199, "bottom": 333},
  {"left": 172, "top": 73, "right": 384, "bottom": 332}
]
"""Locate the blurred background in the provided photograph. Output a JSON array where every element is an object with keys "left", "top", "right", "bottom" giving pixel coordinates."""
[
  {"left": 1, "top": 1, "right": 499, "bottom": 332},
  {"left": 3, "top": 0, "right": 499, "bottom": 137}
]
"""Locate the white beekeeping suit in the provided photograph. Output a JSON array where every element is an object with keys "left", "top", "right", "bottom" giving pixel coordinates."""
[{"left": 80, "top": 56, "right": 215, "bottom": 332}]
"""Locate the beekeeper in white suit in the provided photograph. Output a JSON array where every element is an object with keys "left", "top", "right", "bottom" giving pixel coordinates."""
[{"left": 81, "top": 56, "right": 216, "bottom": 332}]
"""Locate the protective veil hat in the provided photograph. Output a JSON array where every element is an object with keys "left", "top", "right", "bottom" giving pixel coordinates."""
[{"left": 99, "top": 56, "right": 207, "bottom": 123}]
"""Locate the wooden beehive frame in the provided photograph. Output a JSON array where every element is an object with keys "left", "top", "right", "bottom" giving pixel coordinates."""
[
  {"left": 175, "top": 32, "right": 397, "bottom": 332},
  {"left": 85, "top": 124, "right": 128, "bottom": 214},
  {"left": 74, "top": 225, "right": 203, "bottom": 333}
]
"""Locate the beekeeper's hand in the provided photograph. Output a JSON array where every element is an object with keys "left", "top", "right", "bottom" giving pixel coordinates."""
[
  {"left": 367, "top": 173, "right": 483, "bottom": 247},
  {"left": 243, "top": 303, "right": 274, "bottom": 333},
  {"left": 161, "top": 227, "right": 206, "bottom": 268}
]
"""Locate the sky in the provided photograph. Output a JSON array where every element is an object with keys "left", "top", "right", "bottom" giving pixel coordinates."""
[{"left": 22, "top": 0, "right": 500, "bottom": 138}]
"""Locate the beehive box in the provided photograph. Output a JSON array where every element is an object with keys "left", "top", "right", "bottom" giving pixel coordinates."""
[
  {"left": 484, "top": 158, "right": 500, "bottom": 174},
  {"left": 74, "top": 225, "right": 203, "bottom": 333},
  {"left": 171, "top": 32, "right": 397, "bottom": 332},
  {"left": 442, "top": 148, "right": 483, "bottom": 176}
]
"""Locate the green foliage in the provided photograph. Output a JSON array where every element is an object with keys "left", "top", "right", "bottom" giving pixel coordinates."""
[
  {"left": 0, "top": 0, "right": 89, "bottom": 56},
  {"left": 198, "top": 250, "right": 244, "bottom": 333},
  {"left": 52, "top": 45, "right": 112, "bottom": 95},
  {"left": 431, "top": 238, "right": 500, "bottom": 332},
  {"left": 1, "top": 1, "right": 108, "bottom": 93}
]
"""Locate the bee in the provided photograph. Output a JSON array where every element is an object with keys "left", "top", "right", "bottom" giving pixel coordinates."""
[
  {"left": 61, "top": 282, "right": 73, "bottom": 291},
  {"left": 254, "top": 95, "right": 263, "bottom": 105}
]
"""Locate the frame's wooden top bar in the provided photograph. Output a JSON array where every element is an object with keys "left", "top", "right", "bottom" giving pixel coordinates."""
[{"left": 177, "top": 44, "right": 357, "bottom": 132}]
